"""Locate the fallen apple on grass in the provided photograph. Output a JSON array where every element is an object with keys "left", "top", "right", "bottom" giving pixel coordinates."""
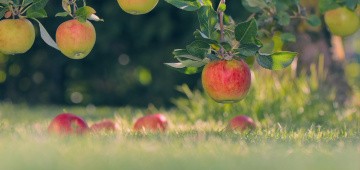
[
  {"left": 202, "top": 59, "right": 251, "bottom": 103},
  {"left": 48, "top": 113, "right": 89, "bottom": 135},
  {"left": 0, "top": 19, "right": 35, "bottom": 55},
  {"left": 56, "top": 19, "right": 96, "bottom": 59},
  {"left": 227, "top": 115, "right": 256, "bottom": 131},
  {"left": 90, "top": 120, "right": 118, "bottom": 132},
  {"left": 117, "top": 0, "right": 159, "bottom": 15},
  {"left": 133, "top": 114, "right": 167, "bottom": 132}
]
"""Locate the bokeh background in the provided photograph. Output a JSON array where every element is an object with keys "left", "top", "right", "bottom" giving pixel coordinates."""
[{"left": 0, "top": 0, "right": 359, "bottom": 108}]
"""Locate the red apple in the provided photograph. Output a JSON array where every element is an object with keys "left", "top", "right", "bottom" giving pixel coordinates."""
[
  {"left": 56, "top": 19, "right": 96, "bottom": 59},
  {"left": 48, "top": 113, "right": 89, "bottom": 135},
  {"left": 133, "top": 114, "right": 167, "bottom": 132},
  {"left": 202, "top": 59, "right": 251, "bottom": 103},
  {"left": 228, "top": 115, "right": 256, "bottom": 131},
  {"left": 90, "top": 120, "right": 118, "bottom": 132}
]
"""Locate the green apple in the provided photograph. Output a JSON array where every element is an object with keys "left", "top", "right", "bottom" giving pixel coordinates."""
[
  {"left": 117, "top": 0, "right": 159, "bottom": 15},
  {"left": 202, "top": 59, "right": 251, "bottom": 103},
  {"left": 324, "top": 7, "right": 360, "bottom": 37},
  {"left": 56, "top": 19, "right": 96, "bottom": 59},
  {"left": 0, "top": 19, "right": 35, "bottom": 55}
]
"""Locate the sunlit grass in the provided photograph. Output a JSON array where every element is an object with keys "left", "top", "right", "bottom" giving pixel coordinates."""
[{"left": 0, "top": 65, "right": 360, "bottom": 169}]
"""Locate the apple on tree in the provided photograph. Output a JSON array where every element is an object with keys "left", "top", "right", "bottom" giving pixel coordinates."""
[
  {"left": 324, "top": 7, "right": 360, "bottom": 37},
  {"left": 117, "top": 0, "right": 159, "bottom": 15},
  {"left": 48, "top": 113, "right": 89, "bottom": 135},
  {"left": 133, "top": 114, "right": 168, "bottom": 132},
  {"left": 202, "top": 60, "right": 251, "bottom": 102},
  {"left": 165, "top": 0, "right": 298, "bottom": 103},
  {"left": 0, "top": 0, "right": 49, "bottom": 55},
  {"left": 53, "top": 0, "right": 103, "bottom": 59}
]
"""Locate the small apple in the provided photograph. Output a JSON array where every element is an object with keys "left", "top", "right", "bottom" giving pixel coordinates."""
[
  {"left": 56, "top": 19, "right": 96, "bottom": 59},
  {"left": 48, "top": 113, "right": 89, "bottom": 135},
  {"left": 324, "top": 7, "right": 360, "bottom": 37},
  {"left": 227, "top": 115, "right": 256, "bottom": 131},
  {"left": 133, "top": 114, "right": 167, "bottom": 132},
  {"left": 201, "top": 59, "right": 251, "bottom": 103},
  {"left": 90, "top": 120, "right": 118, "bottom": 132},
  {"left": 0, "top": 19, "right": 35, "bottom": 55},
  {"left": 117, "top": 0, "right": 159, "bottom": 15}
]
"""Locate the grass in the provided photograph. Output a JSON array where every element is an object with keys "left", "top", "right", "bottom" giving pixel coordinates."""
[{"left": 0, "top": 67, "right": 360, "bottom": 170}]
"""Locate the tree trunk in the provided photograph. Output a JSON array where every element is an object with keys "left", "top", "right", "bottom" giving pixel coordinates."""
[{"left": 289, "top": 28, "right": 352, "bottom": 106}]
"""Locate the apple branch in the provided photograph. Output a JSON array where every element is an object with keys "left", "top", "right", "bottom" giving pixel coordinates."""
[
  {"left": 217, "top": 0, "right": 225, "bottom": 43},
  {"left": 217, "top": 0, "right": 226, "bottom": 58}
]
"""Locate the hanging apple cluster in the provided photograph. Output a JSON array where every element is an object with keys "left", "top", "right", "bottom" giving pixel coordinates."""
[
  {"left": 0, "top": 0, "right": 103, "bottom": 59},
  {"left": 164, "top": 0, "right": 360, "bottom": 103},
  {"left": 1, "top": 0, "right": 359, "bottom": 104}
]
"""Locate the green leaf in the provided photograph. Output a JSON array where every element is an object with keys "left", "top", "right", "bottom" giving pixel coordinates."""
[
  {"left": 32, "top": 18, "right": 59, "bottom": 50},
  {"left": 0, "top": 6, "right": 7, "bottom": 19},
  {"left": 206, "top": 54, "right": 219, "bottom": 60},
  {"left": 186, "top": 41, "right": 210, "bottom": 58},
  {"left": 0, "top": 0, "right": 10, "bottom": 4},
  {"left": 241, "top": 0, "right": 266, "bottom": 12},
  {"left": 193, "top": 30, "right": 221, "bottom": 50},
  {"left": 319, "top": 0, "right": 340, "bottom": 14},
  {"left": 306, "top": 15, "right": 321, "bottom": 27},
  {"left": 26, "top": 8, "right": 47, "bottom": 18},
  {"left": 199, "top": 0, "right": 212, "bottom": 7},
  {"left": 220, "top": 42, "right": 232, "bottom": 51},
  {"left": 218, "top": 3, "right": 226, "bottom": 12},
  {"left": 280, "top": 33, "right": 296, "bottom": 43},
  {"left": 197, "top": 6, "right": 218, "bottom": 40},
  {"left": 345, "top": 0, "right": 358, "bottom": 10},
  {"left": 173, "top": 49, "right": 189, "bottom": 56},
  {"left": 179, "top": 59, "right": 207, "bottom": 67},
  {"left": 276, "top": 11, "right": 290, "bottom": 26},
  {"left": 235, "top": 18, "right": 258, "bottom": 44},
  {"left": 256, "top": 51, "right": 297, "bottom": 70},
  {"left": 237, "top": 43, "right": 261, "bottom": 58},
  {"left": 164, "top": 0, "right": 201, "bottom": 11},
  {"left": 55, "top": 12, "right": 69, "bottom": 17},
  {"left": 22, "top": 0, "right": 33, "bottom": 6},
  {"left": 27, "top": 0, "right": 48, "bottom": 11},
  {"left": 75, "top": 6, "right": 96, "bottom": 22},
  {"left": 62, "top": 0, "right": 71, "bottom": 14},
  {"left": 165, "top": 63, "right": 203, "bottom": 75}
]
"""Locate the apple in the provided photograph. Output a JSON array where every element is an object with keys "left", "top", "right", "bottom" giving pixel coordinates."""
[
  {"left": 201, "top": 59, "right": 251, "bottom": 103},
  {"left": 90, "top": 120, "right": 118, "bottom": 132},
  {"left": 117, "top": 0, "right": 159, "bottom": 15},
  {"left": 48, "top": 113, "right": 89, "bottom": 135},
  {"left": 56, "top": 19, "right": 96, "bottom": 59},
  {"left": 0, "top": 19, "right": 35, "bottom": 55},
  {"left": 133, "top": 114, "right": 167, "bottom": 132},
  {"left": 324, "top": 7, "right": 360, "bottom": 37},
  {"left": 227, "top": 115, "right": 256, "bottom": 131}
]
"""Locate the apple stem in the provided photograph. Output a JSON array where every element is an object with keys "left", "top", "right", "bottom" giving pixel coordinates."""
[{"left": 83, "top": 0, "right": 86, "bottom": 6}]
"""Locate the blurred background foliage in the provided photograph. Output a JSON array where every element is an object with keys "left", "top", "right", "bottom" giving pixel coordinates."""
[{"left": 0, "top": 0, "right": 359, "bottom": 108}]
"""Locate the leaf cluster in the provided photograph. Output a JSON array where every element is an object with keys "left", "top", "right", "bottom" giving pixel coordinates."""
[
  {"left": 165, "top": 0, "right": 297, "bottom": 74},
  {"left": 0, "top": 0, "right": 48, "bottom": 19}
]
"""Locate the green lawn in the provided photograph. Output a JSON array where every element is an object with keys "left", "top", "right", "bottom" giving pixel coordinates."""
[{"left": 0, "top": 69, "right": 359, "bottom": 170}]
